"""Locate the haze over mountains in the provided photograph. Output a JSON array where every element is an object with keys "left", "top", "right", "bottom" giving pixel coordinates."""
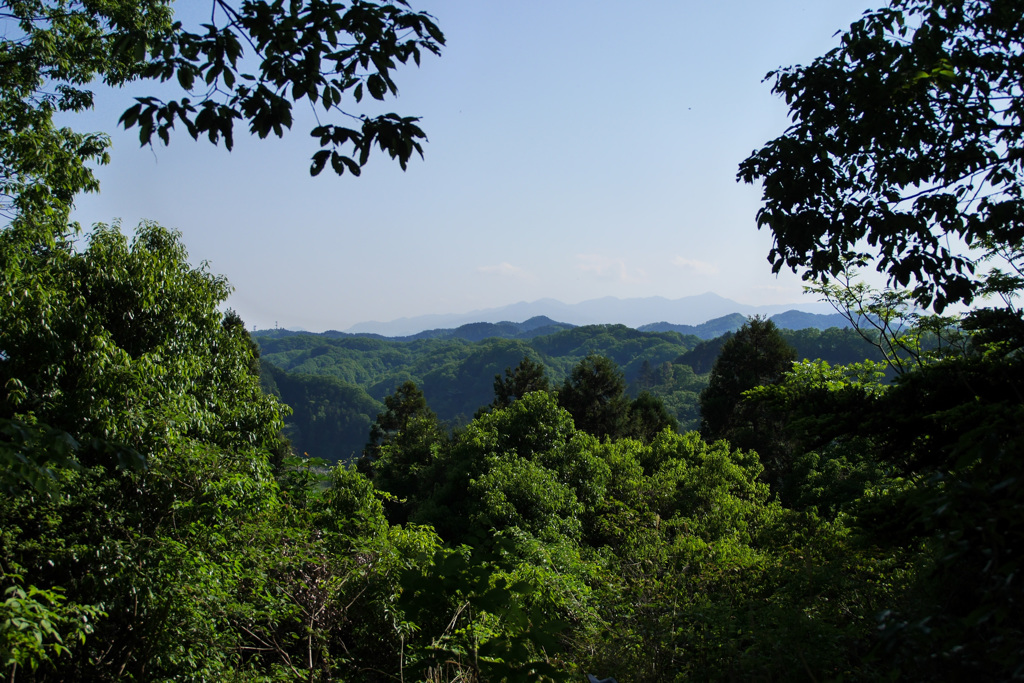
[{"left": 342, "top": 293, "right": 838, "bottom": 337}]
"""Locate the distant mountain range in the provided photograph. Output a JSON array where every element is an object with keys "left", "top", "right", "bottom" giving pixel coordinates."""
[
  {"left": 256, "top": 308, "right": 852, "bottom": 343},
  {"left": 341, "top": 293, "right": 838, "bottom": 337},
  {"left": 638, "top": 310, "right": 851, "bottom": 337}
]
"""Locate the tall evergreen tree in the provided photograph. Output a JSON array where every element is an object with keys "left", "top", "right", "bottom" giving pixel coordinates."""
[
  {"left": 699, "top": 316, "right": 797, "bottom": 446},
  {"left": 487, "top": 356, "right": 551, "bottom": 412},
  {"left": 626, "top": 391, "right": 679, "bottom": 442},
  {"left": 558, "top": 354, "right": 631, "bottom": 440},
  {"left": 360, "top": 381, "right": 445, "bottom": 521}
]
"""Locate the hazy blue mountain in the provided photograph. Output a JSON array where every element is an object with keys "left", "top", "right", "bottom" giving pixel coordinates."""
[
  {"left": 769, "top": 310, "right": 850, "bottom": 330},
  {"left": 397, "top": 317, "right": 576, "bottom": 342},
  {"left": 639, "top": 310, "right": 851, "bottom": 339},
  {"left": 344, "top": 294, "right": 835, "bottom": 336},
  {"left": 638, "top": 313, "right": 749, "bottom": 339}
]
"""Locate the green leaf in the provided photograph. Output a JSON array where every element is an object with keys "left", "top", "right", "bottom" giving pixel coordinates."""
[{"left": 311, "top": 150, "right": 331, "bottom": 176}]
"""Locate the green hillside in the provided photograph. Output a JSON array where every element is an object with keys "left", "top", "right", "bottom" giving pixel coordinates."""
[
  {"left": 7, "top": 1, "right": 1024, "bottom": 680},
  {"left": 256, "top": 323, "right": 883, "bottom": 463}
]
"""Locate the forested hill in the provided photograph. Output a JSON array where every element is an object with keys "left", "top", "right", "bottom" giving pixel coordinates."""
[
  {"left": 637, "top": 309, "right": 853, "bottom": 336},
  {"left": 6, "top": 0, "right": 1021, "bottom": 677},
  {"left": 256, "top": 309, "right": 853, "bottom": 343},
  {"left": 256, "top": 321, "right": 881, "bottom": 463},
  {"left": 258, "top": 315, "right": 575, "bottom": 342}
]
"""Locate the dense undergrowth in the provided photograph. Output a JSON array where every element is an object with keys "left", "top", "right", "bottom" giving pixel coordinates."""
[{"left": 3, "top": 222, "right": 1022, "bottom": 681}]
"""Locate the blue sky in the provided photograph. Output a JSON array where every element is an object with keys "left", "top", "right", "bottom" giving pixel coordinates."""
[{"left": 67, "top": 1, "right": 881, "bottom": 332}]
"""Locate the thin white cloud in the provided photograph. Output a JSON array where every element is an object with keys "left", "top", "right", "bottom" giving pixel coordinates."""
[
  {"left": 477, "top": 262, "right": 531, "bottom": 279},
  {"left": 754, "top": 284, "right": 797, "bottom": 293},
  {"left": 575, "top": 254, "right": 648, "bottom": 284},
  {"left": 671, "top": 256, "right": 719, "bottom": 275}
]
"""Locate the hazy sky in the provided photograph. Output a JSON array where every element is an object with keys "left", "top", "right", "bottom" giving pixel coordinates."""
[{"left": 67, "top": 1, "right": 881, "bottom": 332}]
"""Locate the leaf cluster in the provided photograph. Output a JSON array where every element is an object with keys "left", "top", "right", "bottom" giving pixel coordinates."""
[
  {"left": 739, "top": 0, "right": 1024, "bottom": 311},
  {"left": 1, "top": 0, "right": 444, "bottom": 233},
  {"left": 119, "top": 0, "right": 444, "bottom": 175}
]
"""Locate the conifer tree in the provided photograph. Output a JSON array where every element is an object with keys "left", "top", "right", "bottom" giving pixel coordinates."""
[
  {"left": 699, "top": 316, "right": 796, "bottom": 446},
  {"left": 558, "top": 354, "right": 631, "bottom": 440},
  {"left": 489, "top": 356, "right": 551, "bottom": 411}
]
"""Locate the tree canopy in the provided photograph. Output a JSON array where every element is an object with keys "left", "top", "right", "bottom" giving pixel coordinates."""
[
  {"left": 6, "top": 1, "right": 1024, "bottom": 679},
  {"left": 488, "top": 356, "right": 551, "bottom": 412},
  {"left": 699, "top": 316, "right": 796, "bottom": 445},
  {"left": 557, "top": 354, "right": 632, "bottom": 441},
  {"left": 1, "top": 0, "right": 444, "bottom": 227},
  {"left": 739, "top": 0, "right": 1024, "bottom": 311}
]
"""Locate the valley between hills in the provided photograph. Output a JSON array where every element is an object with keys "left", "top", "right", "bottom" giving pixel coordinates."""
[{"left": 255, "top": 310, "right": 879, "bottom": 463}]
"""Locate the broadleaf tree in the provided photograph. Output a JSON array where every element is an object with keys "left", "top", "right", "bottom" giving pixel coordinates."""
[
  {"left": 1, "top": 0, "right": 444, "bottom": 488},
  {"left": 738, "top": 0, "right": 1024, "bottom": 311},
  {"left": 1, "top": 0, "right": 445, "bottom": 228}
]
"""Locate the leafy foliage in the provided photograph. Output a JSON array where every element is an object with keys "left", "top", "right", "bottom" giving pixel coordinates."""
[
  {"left": 807, "top": 270, "right": 969, "bottom": 374},
  {"left": 256, "top": 323, "right": 903, "bottom": 460},
  {"left": 260, "top": 361, "right": 379, "bottom": 463},
  {"left": 255, "top": 326, "right": 703, "bottom": 449},
  {"left": 699, "top": 316, "right": 797, "bottom": 448},
  {"left": 5, "top": 220, "right": 1019, "bottom": 681},
  {"left": 557, "top": 354, "right": 632, "bottom": 441},
  {"left": 487, "top": 356, "right": 551, "bottom": 412},
  {"left": 739, "top": 0, "right": 1024, "bottom": 311},
  {"left": 0, "top": 221, "right": 291, "bottom": 679},
  {"left": 1, "top": 575, "right": 104, "bottom": 673},
  {"left": 398, "top": 540, "right": 573, "bottom": 682},
  {"left": 125, "top": 0, "right": 444, "bottom": 176},
  {"left": 6, "top": 1, "right": 1024, "bottom": 679},
  {"left": 0, "top": 0, "right": 172, "bottom": 226},
  {"left": 1, "top": 0, "right": 444, "bottom": 231}
]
